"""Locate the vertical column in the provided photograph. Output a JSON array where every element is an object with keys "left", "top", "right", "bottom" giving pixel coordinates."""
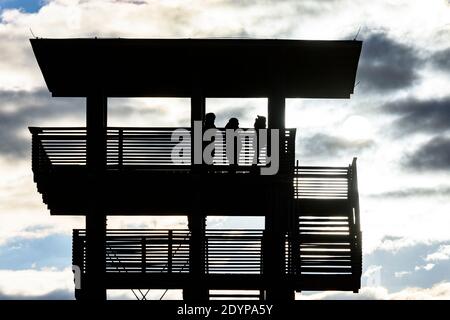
[
  {"left": 268, "top": 94, "right": 285, "bottom": 130},
  {"left": 191, "top": 94, "right": 205, "bottom": 171},
  {"left": 86, "top": 95, "right": 107, "bottom": 169},
  {"left": 183, "top": 94, "right": 208, "bottom": 301},
  {"left": 82, "top": 94, "right": 108, "bottom": 301},
  {"left": 268, "top": 94, "right": 286, "bottom": 173},
  {"left": 264, "top": 93, "right": 294, "bottom": 301}
]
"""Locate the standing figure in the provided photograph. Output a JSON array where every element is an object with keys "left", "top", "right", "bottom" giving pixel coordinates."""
[
  {"left": 225, "top": 118, "right": 240, "bottom": 168},
  {"left": 253, "top": 115, "right": 266, "bottom": 165},
  {"left": 203, "top": 113, "right": 216, "bottom": 166}
]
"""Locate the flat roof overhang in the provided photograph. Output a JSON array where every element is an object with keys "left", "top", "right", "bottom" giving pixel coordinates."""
[{"left": 30, "top": 38, "right": 362, "bottom": 98}]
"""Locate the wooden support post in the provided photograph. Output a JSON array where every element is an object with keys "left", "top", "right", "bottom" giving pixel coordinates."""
[
  {"left": 82, "top": 94, "right": 108, "bottom": 301},
  {"left": 191, "top": 95, "right": 205, "bottom": 171},
  {"left": 268, "top": 94, "right": 285, "bottom": 130},
  {"left": 265, "top": 93, "right": 295, "bottom": 301},
  {"left": 86, "top": 94, "right": 107, "bottom": 170},
  {"left": 183, "top": 93, "right": 208, "bottom": 300},
  {"left": 268, "top": 94, "right": 286, "bottom": 173},
  {"left": 84, "top": 214, "right": 107, "bottom": 301},
  {"left": 184, "top": 183, "right": 208, "bottom": 301}
]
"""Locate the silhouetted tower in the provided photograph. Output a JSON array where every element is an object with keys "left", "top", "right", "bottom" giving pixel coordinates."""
[{"left": 29, "top": 38, "right": 362, "bottom": 301}]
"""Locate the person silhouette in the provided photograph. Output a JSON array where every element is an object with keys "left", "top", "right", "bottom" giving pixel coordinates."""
[
  {"left": 204, "top": 112, "right": 216, "bottom": 130},
  {"left": 225, "top": 117, "right": 239, "bottom": 130},
  {"left": 225, "top": 118, "right": 240, "bottom": 168},
  {"left": 254, "top": 115, "right": 266, "bottom": 130},
  {"left": 203, "top": 113, "right": 217, "bottom": 166},
  {"left": 253, "top": 115, "right": 266, "bottom": 165}
]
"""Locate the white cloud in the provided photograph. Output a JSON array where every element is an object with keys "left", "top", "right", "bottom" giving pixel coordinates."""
[
  {"left": 394, "top": 271, "right": 411, "bottom": 278},
  {"left": 0, "top": 267, "right": 74, "bottom": 298},
  {"left": 414, "top": 263, "right": 435, "bottom": 271},
  {"left": 298, "top": 282, "right": 450, "bottom": 300},
  {"left": 426, "top": 245, "right": 450, "bottom": 262}
]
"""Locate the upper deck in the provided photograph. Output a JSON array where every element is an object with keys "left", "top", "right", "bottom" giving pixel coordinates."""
[
  {"left": 30, "top": 126, "right": 297, "bottom": 215},
  {"left": 30, "top": 126, "right": 358, "bottom": 217}
]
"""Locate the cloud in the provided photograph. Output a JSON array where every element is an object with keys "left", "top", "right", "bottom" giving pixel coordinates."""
[
  {"left": 298, "top": 282, "right": 450, "bottom": 300},
  {"left": 382, "top": 97, "right": 450, "bottom": 136},
  {"left": 415, "top": 263, "right": 435, "bottom": 271},
  {"left": 110, "top": 0, "right": 148, "bottom": 5},
  {"left": 431, "top": 47, "right": 450, "bottom": 72},
  {"left": 0, "top": 89, "right": 84, "bottom": 158},
  {"left": 364, "top": 240, "right": 450, "bottom": 292},
  {"left": 0, "top": 288, "right": 73, "bottom": 300},
  {"left": 302, "top": 133, "right": 374, "bottom": 157},
  {"left": 394, "top": 271, "right": 411, "bottom": 278},
  {"left": 357, "top": 32, "right": 423, "bottom": 93},
  {"left": 426, "top": 245, "right": 450, "bottom": 262},
  {"left": 403, "top": 136, "right": 450, "bottom": 171},
  {"left": 369, "top": 186, "right": 450, "bottom": 198},
  {"left": 0, "top": 267, "right": 74, "bottom": 299},
  {"left": 0, "top": 234, "right": 71, "bottom": 270},
  {"left": 374, "top": 236, "right": 421, "bottom": 253}
]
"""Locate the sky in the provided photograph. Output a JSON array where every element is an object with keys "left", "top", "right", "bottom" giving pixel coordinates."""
[{"left": 0, "top": 0, "right": 450, "bottom": 300}]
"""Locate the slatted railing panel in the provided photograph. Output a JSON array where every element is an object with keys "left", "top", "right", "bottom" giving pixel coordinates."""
[
  {"left": 294, "top": 166, "right": 349, "bottom": 199},
  {"left": 205, "top": 230, "right": 263, "bottom": 274},
  {"left": 105, "top": 230, "right": 190, "bottom": 274},
  {"left": 30, "top": 127, "right": 87, "bottom": 167},
  {"left": 107, "top": 128, "right": 190, "bottom": 166},
  {"left": 31, "top": 127, "right": 296, "bottom": 170},
  {"left": 289, "top": 216, "right": 354, "bottom": 275},
  {"left": 73, "top": 229, "right": 264, "bottom": 275}
]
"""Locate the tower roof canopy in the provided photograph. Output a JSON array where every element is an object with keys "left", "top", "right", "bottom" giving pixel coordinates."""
[{"left": 30, "top": 38, "right": 362, "bottom": 98}]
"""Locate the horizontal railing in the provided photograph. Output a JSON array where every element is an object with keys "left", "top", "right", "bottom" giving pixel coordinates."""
[
  {"left": 30, "top": 127, "right": 296, "bottom": 172},
  {"left": 73, "top": 226, "right": 361, "bottom": 279},
  {"left": 294, "top": 165, "right": 350, "bottom": 199},
  {"left": 205, "top": 230, "right": 263, "bottom": 274},
  {"left": 73, "top": 229, "right": 265, "bottom": 275}
]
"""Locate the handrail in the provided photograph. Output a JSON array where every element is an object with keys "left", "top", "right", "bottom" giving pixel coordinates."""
[
  {"left": 294, "top": 165, "right": 350, "bottom": 199},
  {"left": 72, "top": 229, "right": 264, "bottom": 276},
  {"left": 30, "top": 126, "right": 296, "bottom": 171},
  {"left": 73, "top": 226, "right": 361, "bottom": 278}
]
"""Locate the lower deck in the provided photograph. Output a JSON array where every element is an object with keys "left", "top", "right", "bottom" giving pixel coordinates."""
[{"left": 73, "top": 226, "right": 362, "bottom": 293}]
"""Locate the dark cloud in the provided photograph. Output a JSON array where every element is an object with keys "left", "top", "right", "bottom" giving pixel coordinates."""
[
  {"left": 431, "top": 48, "right": 450, "bottom": 71},
  {"left": 301, "top": 133, "right": 374, "bottom": 157},
  {"left": 403, "top": 136, "right": 450, "bottom": 171},
  {"left": 0, "top": 89, "right": 84, "bottom": 158},
  {"left": 382, "top": 97, "right": 450, "bottom": 136},
  {"left": 370, "top": 186, "right": 450, "bottom": 198},
  {"left": 357, "top": 32, "right": 423, "bottom": 92}
]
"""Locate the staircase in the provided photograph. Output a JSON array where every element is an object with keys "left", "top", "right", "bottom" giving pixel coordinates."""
[{"left": 291, "top": 159, "right": 362, "bottom": 292}]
